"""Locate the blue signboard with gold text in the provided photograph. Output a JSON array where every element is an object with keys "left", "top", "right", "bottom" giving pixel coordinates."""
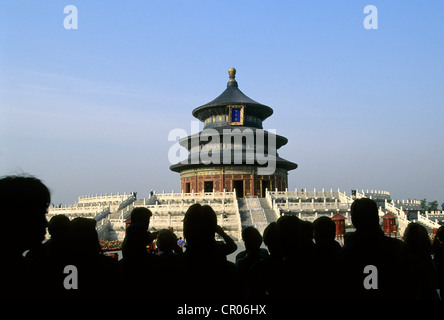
[{"left": 228, "top": 105, "right": 245, "bottom": 125}]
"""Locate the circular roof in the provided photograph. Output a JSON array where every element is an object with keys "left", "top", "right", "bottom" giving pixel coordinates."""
[{"left": 192, "top": 68, "right": 274, "bottom": 121}]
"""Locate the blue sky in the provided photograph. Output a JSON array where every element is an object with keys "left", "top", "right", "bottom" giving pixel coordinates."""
[{"left": 1, "top": 1, "right": 443, "bottom": 205}]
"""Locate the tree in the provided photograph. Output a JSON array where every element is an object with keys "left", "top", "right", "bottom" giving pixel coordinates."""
[
  {"left": 420, "top": 199, "right": 428, "bottom": 212},
  {"left": 420, "top": 199, "right": 439, "bottom": 212},
  {"left": 428, "top": 200, "right": 439, "bottom": 212}
]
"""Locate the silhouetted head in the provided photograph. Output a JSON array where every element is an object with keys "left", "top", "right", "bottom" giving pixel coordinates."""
[
  {"left": 242, "top": 226, "right": 262, "bottom": 252},
  {"left": 70, "top": 217, "right": 101, "bottom": 255},
  {"left": 48, "top": 214, "right": 71, "bottom": 241},
  {"left": 0, "top": 175, "right": 50, "bottom": 254},
  {"left": 403, "top": 223, "right": 432, "bottom": 255},
  {"left": 263, "top": 222, "right": 279, "bottom": 257},
  {"left": 277, "top": 215, "right": 302, "bottom": 256},
  {"left": 183, "top": 203, "right": 217, "bottom": 247},
  {"left": 157, "top": 229, "right": 178, "bottom": 253},
  {"left": 313, "top": 216, "right": 336, "bottom": 244},
  {"left": 351, "top": 198, "right": 380, "bottom": 233},
  {"left": 130, "top": 207, "right": 152, "bottom": 229}
]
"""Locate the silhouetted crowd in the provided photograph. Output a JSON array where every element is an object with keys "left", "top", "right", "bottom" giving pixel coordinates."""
[{"left": 1, "top": 175, "right": 443, "bottom": 300}]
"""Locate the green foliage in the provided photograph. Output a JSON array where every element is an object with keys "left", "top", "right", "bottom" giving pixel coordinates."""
[
  {"left": 420, "top": 199, "right": 428, "bottom": 211},
  {"left": 428, "top": 200, "right": 439, "bottom": 211},
  {"left": 420, "top": 198, "right": 441, "bottom": 212}
]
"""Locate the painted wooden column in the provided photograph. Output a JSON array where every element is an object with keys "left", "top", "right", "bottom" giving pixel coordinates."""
[{"left": 251, "top": 173, "right": 255, "bottom": 196}]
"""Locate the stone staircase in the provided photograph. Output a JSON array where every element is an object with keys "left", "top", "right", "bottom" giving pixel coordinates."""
[
  {"left": 237, "top": 197, "right": 273, "bottom": 234},
  {"left": 237, "top": 198, "right": 253, "bottom": 226},
  {"left": 259, "top": 198, "right": 278, "bottom": 223}
]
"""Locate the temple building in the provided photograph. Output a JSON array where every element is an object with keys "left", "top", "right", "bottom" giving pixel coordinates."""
[
  {"left": 170, "top": 68, "right": 298, "bottom": 197},
  {"left": 45, "top": 73, "right": 442, "bottom": 244}
]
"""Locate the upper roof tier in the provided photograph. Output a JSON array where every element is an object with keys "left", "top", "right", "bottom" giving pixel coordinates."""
[{"left": 192, "top": 68, "right": 274, "bottom": 122}]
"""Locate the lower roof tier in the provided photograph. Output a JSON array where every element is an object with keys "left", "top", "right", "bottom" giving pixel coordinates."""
[
  {"left": 170, "top": 153, "right": 298, "bottom": 173},
  {"left": 179, "top": 126, "right": 289, "bottom": 150}
]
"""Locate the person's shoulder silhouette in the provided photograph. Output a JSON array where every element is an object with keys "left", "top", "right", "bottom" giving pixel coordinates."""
[
  {"left": 247, "top": 222, "right": 282, "bottom": 300},
  {"left": 0, "top": 174, "right": 51, "bottom": 299},
  {"left": 313, "top": 216, "right": 341, "bottom": 265},
  {"left": 403, "top": 223, "right": 439, "bottom": 300},
  {"left": 122, "top": 207, "right": 155, "bottom": 260},
  {"left": 342, "top": 198, "right": 411, "bottom": 300},
  {"left": 274, "top": 215, "right": 329, "bottom": 299},
  {"left": 182, "top": 203, "right": 241, "bottom": 300},
  {"left": 432, "top": 226, "right": 444, "bottom": 296},
  {"left": 68, "top": 217, "right": 119, "bottom": 298},
  {"left": 120, "top": 207, "right": 159, "bottom": 299},
  {"left": 235, "top": 226, "right": 268, "bottom": 298}
]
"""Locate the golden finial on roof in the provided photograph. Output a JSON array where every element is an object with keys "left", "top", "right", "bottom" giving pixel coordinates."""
[{"left": 228, "top": 67, "right": 236, "bottom": 81}]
